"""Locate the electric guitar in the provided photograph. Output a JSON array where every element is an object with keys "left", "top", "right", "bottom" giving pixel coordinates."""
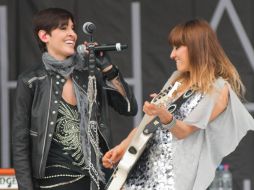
[{"left": 106, "top": 81, "right": 181, "bottom": 190}]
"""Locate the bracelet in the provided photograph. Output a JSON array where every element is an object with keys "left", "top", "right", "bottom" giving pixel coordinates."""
[
  {"left": 162, "top": 116, "right": 177, "bottom": 130},
  {"left": 103, "top": 65, "right": 119, "bottom": 80}
]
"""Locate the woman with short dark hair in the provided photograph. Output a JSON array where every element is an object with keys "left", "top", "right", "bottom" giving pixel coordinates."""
[{"left": 12, "top": 8, "right": 137, "bottom": 190}]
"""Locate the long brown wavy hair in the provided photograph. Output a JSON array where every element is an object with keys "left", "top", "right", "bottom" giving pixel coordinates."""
[{"left": 168, "top": 18, "right": 245, "bottom": 98}]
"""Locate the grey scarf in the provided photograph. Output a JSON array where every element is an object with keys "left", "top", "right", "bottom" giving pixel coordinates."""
[{"left": 42, "top": 52, "right": 105, "bottom": 190}]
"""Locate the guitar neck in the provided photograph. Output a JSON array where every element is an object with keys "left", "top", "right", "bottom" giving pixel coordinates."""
[{"left": 128, "top": 114, "right": 155, "bottom": 146}]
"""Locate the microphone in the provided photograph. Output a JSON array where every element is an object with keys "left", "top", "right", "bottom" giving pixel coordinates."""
[
  {"left": 83, "top": 22, "right": 96, "bottom": 35},
  {"left": 77, "top": 43, "right": 128, "bottom": 55}
]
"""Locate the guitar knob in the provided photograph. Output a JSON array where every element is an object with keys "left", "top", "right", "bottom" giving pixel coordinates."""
[
  {"left": 143, "top": 129, "right": 149, "bottom": 134},
  {"left": 128, "top": 146, "right": 137, "bottom": 154}
]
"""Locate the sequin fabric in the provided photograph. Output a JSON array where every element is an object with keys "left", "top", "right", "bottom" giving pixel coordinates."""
[{"left": 123, "top": 90, "right": 203, "bottom": 190}]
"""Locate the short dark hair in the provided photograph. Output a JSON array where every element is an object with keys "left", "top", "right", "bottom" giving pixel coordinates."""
[{"left": 32, "top": 8, "right": 75, "bottom": 52}]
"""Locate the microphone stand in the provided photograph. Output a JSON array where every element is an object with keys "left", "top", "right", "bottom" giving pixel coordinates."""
[
  {"left": 87, "top": 33, "right": 96, "bottom": 75},
  {"left": 86, "top": 33, "right": 102, "bottom": 190},
  {"left": 87, "top": 33, "right": 97, "bottom": 104}
]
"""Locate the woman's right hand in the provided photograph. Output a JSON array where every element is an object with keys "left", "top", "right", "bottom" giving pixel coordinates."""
[
  {"left": 102, "top": 144, "right": 126, "bottom": 169},
  {"left": 102, "top": 128, "right": 137, "bottom": 168}
]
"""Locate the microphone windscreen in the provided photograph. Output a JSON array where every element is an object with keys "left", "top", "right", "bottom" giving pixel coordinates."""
[{"left": 82, "top": 22, "right": 96, "bottom": 35}]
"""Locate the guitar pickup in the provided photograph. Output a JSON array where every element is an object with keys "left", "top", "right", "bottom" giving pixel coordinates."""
[{"left": 143, "top": 117, "right": 161, "bottom": 135}]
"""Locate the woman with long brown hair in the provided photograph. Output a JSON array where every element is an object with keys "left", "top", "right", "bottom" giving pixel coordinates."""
[{"left": 102, "top": 18, "right": 254, "bottom": 189}]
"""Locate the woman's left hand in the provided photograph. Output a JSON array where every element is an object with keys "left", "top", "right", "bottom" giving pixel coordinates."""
[{"left": 143, "top": 101, "right": 173, "bottom": 124}]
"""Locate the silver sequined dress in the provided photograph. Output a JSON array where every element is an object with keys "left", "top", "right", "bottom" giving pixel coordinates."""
[{"left": 123, "top": 89, "right": 203, "bottom": 190}]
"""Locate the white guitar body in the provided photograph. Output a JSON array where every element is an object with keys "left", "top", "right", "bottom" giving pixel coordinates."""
[{"left": 106, "top": 82, "right": 181, "bottom": 190}]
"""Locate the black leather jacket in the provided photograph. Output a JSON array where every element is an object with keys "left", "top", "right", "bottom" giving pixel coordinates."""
[{"left": 12, "top": 64, "right": 137, "bottom": 190}]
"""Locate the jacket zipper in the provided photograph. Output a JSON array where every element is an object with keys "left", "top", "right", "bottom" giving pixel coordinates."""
[
  {"left": 103, "top": 85, "right": 131, "bottom": 112},
  {"left": 27, "top": 75, "right": 47, "bottom": 84},
  {"left": 39, "top": 78, "right": 53, "bottom": 176}
]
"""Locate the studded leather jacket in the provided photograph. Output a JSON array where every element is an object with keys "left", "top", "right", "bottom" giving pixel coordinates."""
[{"left": 12, "top": 63, "right": 137, "bottom": 190}]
